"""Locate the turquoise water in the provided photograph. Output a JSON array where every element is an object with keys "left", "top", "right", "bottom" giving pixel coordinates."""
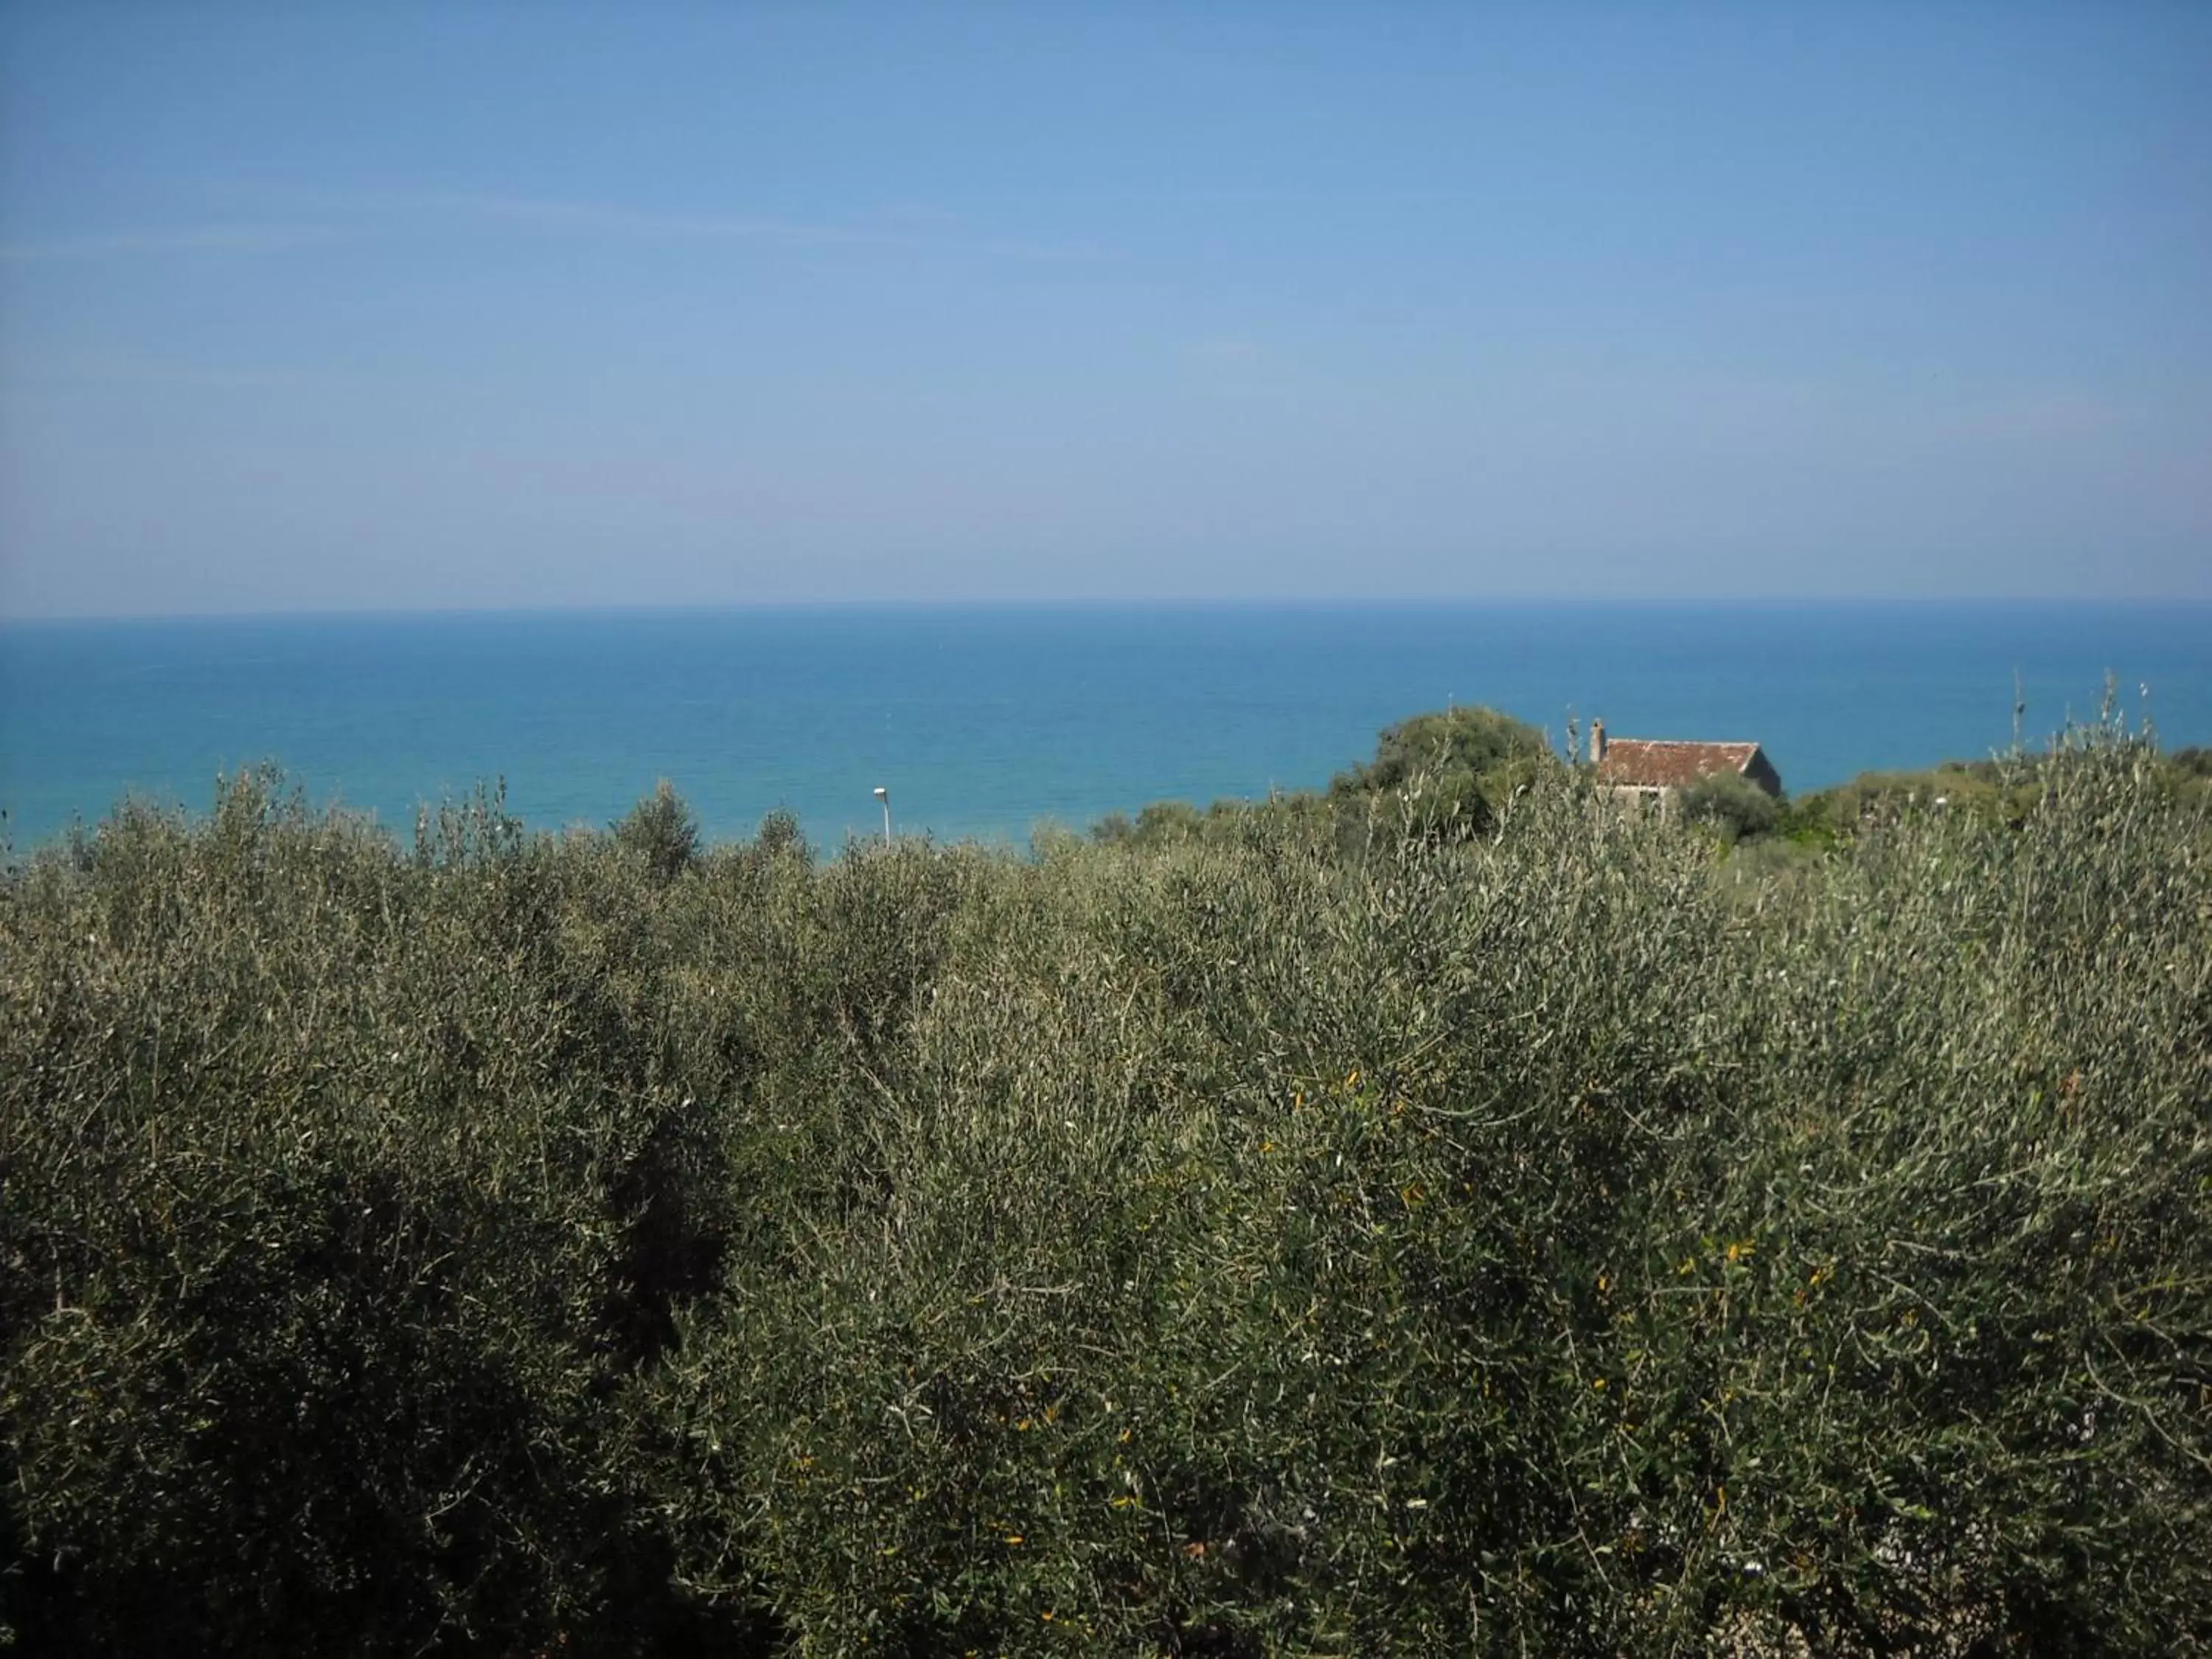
[{"left": 3, "top": 603, "right": 2207, "bottom": 852}]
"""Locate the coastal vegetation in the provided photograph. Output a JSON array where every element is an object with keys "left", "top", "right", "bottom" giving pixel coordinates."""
[
  {"left": 1092, "top": 705, "right": 1551, "bottom": 852},
  {"left": 3, "top": 714, "right": 2208, "bottom": 1655}
]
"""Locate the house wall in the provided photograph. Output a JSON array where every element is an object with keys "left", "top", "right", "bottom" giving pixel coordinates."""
[{"left": 1603, "top": 783, "right": 1675, "bottom": 817}]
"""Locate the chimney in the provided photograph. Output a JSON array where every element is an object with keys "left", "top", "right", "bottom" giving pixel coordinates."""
[{"left": 1590, "top": 719, "right": 1607, "bottom": 765}]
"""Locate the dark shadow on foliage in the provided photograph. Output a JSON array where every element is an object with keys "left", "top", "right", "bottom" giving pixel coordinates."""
[{"left": 598, "top": 1106, "right": 731, "bottom": 1374}]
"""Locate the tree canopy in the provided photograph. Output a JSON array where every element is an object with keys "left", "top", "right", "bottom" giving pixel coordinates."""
[{"left": 1329, "top": 705, "right": 1555, "bottom": 837}]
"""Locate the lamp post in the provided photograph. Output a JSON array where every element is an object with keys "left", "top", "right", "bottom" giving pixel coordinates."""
[{"left": 873, "top": 785, "right": 891, "bottom": 846}]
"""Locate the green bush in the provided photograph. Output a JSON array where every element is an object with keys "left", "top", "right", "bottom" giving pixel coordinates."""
[
  {"left": 1678, "top": 768, "right": 1783, "bottom": 842},
  {"left": 1329, "top": 704, "right": 1554, "bottom": 839},
  {"left": 613, "top": 778, "right": 701, "bottom": 883},
  {"left": 4, "top": 726, "right": 2208, "bottom": 1654},
  {"left": 1097, "top": 706, "right": 1557, "bottom": 854}
]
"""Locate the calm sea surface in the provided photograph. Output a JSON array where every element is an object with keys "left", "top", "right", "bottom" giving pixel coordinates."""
[{"left": 3, "top": 603, "right": 2207, "bottom": 852}]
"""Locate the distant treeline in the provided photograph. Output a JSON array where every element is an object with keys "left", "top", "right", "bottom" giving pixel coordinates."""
[
  {"left": 1091, "top": 702, "right": 2212, "bottom": 853},
  {"left": 2, "top": 713, "right": 2208, "bottom": 1655}
]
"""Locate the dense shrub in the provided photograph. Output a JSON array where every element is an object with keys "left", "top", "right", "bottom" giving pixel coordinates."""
[
  {"left": 3, "top": 723, "right": 2208, "bottom": 1654},
  {"left": 613, "top": 778, "right": 703, "bottom": 882},
  {"left": 1097, "top": 706, "right": 1555, "bottom": 852},
  {"left": 1329, "top": 704, "right": 1554, "bottom": 838},
  {"left": 1677, "top": 768, "right": 1783, "bottom": 842}
]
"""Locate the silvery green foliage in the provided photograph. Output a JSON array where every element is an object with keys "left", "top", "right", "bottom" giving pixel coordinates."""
[{"left": 2, "top": 721, "right": 2205, "bottom": 1655}]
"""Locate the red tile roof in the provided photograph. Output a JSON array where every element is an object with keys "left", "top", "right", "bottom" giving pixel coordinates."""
[{"left": 1596, "top": 740, "right": 1764, "bottom": 790}]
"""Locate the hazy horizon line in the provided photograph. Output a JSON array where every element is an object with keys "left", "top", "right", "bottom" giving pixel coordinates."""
[{"left": 7, "top": 594, "right": 2211, "bottom": 628}]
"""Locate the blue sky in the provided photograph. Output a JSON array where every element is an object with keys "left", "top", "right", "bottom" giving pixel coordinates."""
[{"left": 1, "top": 2, "right": 2206, "bottom": 616}]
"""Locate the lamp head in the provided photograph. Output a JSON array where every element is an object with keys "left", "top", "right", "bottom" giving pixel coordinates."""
[{"left": 873, "top": 786, "right": 888, "bottom": 803}]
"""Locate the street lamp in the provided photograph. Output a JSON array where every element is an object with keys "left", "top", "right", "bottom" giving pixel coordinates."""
[{"left": 872, "top": 785, "right": 891, "bottom": 846}]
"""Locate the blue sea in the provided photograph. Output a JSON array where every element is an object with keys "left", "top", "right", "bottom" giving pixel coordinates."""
[{"left": 2, "top": 603, "right": 2207, "bottom": 853}]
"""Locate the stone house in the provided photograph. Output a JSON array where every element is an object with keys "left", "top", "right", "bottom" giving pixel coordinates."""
[{"left": 1588, "top": 720, "right": 1784, "bottom": 810}]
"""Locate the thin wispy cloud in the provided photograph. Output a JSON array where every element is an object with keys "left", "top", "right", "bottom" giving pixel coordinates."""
[
  {"left": 881, "top": 201, "right": 978, "bottom": 228},
  {"left": 0, "top": 224, "right": 343, "bottom": 262},
  {"left": 122, "top": 180, "right": 1096, "bottom": 262},
  {"left": 377, "top": 189, "right": 897, "bottom": 247},
  {"left": 0, "top": 350, "right": 405, "bottom": 394},
  {"left": 374, "top": 187, "right": 1093, "bottom": 260},
  {"left": 1512, "top": 370, "right": 2139, "bottom": 453},
  {"left": 1, "top": 176, "right": 1093, "bottom": 272},
  {"left": 1933, "top": 393, "right": 2132, "bottom": 442},
  {"left": 1046, "top": 187, "right": 1495, "bottom": 207}
]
